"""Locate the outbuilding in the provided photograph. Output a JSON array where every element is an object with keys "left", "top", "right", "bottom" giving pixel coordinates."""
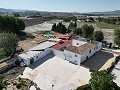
[{"left": 18, "top": 41, "right": 57, "bottom": 66}]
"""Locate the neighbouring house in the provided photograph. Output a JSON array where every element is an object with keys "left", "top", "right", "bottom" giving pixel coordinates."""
[
  {"left": 64, "top": 39, "right": 102, "bottom": 65},
  {"left": 18, "top": 41, "right": 57, "bottom": 66}
]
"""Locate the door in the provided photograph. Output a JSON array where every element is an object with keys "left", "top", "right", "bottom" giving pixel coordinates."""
[{"left": 30, "top": 58, "right": 34, "bottom": 64}]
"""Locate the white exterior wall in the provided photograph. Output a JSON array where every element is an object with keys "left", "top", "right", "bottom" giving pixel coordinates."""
[
  {"left": 51, "top": 48, "right": 65, "bottom": 59},
  {"left": 18, "top": 56, "right": 30, "bottom": 66},
  {"left": 64, "top": 42, "right": 102, "bottom": 64},
  {"left": 64, "top": 50, "right": 81, "bottom": 65},
  {"left": 18, "top": 48, "right": 51, "bottom": 66},
  {"left": 33, "top": 48, "right": 51, "bottom": 62},
  {"left": 72, "top": 39, "right": 87, "bottom": 47}
]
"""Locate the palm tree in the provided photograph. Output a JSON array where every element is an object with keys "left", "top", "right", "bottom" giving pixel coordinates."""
[{"left": 0, "top": 76, "right": 7, "bottom": 90}]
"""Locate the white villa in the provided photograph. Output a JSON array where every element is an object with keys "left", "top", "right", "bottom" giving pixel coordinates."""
[
  {"left": 64, "top": 39, "right": 102, "bottom": 65},
  {"left": 18, "top": 39, "right": 102, "bottom": 66}
]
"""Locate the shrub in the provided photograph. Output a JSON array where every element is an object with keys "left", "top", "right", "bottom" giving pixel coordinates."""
[
  {"left": 115, "top": 56, "right": 120, "bottom": 63},
  {"left": 16, "top": 80, "right": 26, "bottom": 89},
  {"left": 89, "top": 69, "right": 95, "bottom": 72}
]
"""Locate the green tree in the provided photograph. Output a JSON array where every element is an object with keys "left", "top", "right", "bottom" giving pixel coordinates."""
[
  {"left": 15, "top": 18, "right": 25, "bottom": 34},
  {"left": 0, "top": 76, "right": 7, "bottom": 90},
  {"left": 89, "top": 70, "right": 120, "bottom": 90},
  {"left": 93, "top": 30, "right": 104, "bottom": 42},
  {"left": 14, "top": 13, "right": 20, "bottom": 17},
  {"left": 0, "top": 33, "right": 19, "bottom": 56},
  {"left": 0, "top": 16, "right": 25, "bottom": 34},
  {"left": 73, "top": 28, "right": 82, "bottom": 35},
  {"left": 114, "top": 29, "right": 120, "bottom": 47},
  {"left": 51, "top": 23, "right": 57, "bottom": 31},
  {"left": 81, "top": 24, "right": 94, "bottom": 38},
  {"left": 88, "top": 17, "right": 94, "bottom": 22}
]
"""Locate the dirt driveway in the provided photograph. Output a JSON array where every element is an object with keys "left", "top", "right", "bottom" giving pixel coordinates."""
[{"left": 81, "top": 50, "right": 116, "bottom": 71}]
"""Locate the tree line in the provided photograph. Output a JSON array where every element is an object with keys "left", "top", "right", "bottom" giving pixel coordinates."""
[
  {"left": 63, "top": 16, "right": 77, "bottom": 22},
  {"left": 51, "top": 22, "right": 68, "bottom": 34},
  {"left": 52, "top": 22, "right": 104, "bottom": 42},
  {"left": 73, "top": 24, "right": 104, "bottom": 42},
  {"left": 97, "top": 17, "right": 120, "bottom": 25},
  {"left": 0, "top": 16, "right": 25, "bottom": 34}
]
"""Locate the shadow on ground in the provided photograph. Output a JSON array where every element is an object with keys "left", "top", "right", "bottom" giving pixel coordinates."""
[
  {"left": 81, "top": 50, "right": 114, "bottom": 71},
  {"left": 28, "top": 54, "right": 54, "bottom": 69},
  {"left": 20, "top": 33, "right": 36, "bottom": 40}
]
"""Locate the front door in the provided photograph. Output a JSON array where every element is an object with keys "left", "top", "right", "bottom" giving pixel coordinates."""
[{"left": 30, "top": 58, "right": 34, "bottom": 64}]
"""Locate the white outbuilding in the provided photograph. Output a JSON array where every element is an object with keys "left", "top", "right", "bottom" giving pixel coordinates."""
[{"left": 18, "top": 41, "right": 57, "bottom": 66}]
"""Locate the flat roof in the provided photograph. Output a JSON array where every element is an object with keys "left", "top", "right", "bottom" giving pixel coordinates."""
[{"left": 29, "top": 41, "right": 57, "bottom": 51}]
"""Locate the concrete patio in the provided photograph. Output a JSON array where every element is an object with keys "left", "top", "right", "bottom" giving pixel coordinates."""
[{"left": 21, "top": 54, "right": 91, "bottom": 90}]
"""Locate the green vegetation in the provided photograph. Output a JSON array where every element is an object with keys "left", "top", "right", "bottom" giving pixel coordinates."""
[
  {"left": 40, "top": 31, "right": 51, "bottom": 34},
  {"left": 114, "top": 29, "right": 120, "bottom": 47},
  {"left": 0, "top": 49, "right": 8, "bottom": 60},
  {"left": 77, "top": 21, "right": 120, "bottom": 29},
  {"left": 0, "top": 16, "right": 25, "bottom": 34},
  {"left": 97, "top": 17, "right": 120, "bottom": 25},
  {"left": 95, "top": 22, "right": 120, "bottom": 29},
  {"left": 89, "top": 70, "right": 120, "bottom": 90},
  {"left": 73, "top": 28, "right": 82, "bottom": 35},
  {"left": 16, "top": 80, "right": 26, "bottom": 89},
  {"left": 63, "top": 16, "right": 77, "bottom": 22},
  {"left": 51, "top": 22, "right": 68, "bottom": 34},
  {"left": 76, "top": 70, "right": 120, "bottom": 90},
  {"left": 93, "top": 30, "right": 104, "bottom": 42},
  {"left": 0, "top": 76, "right": 7, "bottom": 90},
  {"left": 81, "top": 24, "right": 94, "bottom": 38},
  {"left": 0, "top": 33, "right": 19, "bottom": 56}
]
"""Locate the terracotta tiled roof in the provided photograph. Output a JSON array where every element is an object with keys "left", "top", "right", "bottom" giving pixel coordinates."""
[
  {"left": 65, "top": 42, "right": 99, "bottom": 55},
  {"left": 51, "top": 40, "right": 72, "bottom": 50}
]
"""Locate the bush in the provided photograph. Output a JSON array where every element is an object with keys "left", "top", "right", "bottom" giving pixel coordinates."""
[
  {"left": 16, "top": 83, "right": 22, "bottom": 89},
  {"left": 16, "top": 80, "right": 26, "bottom": 89},
  {"left": 89, "top": 69, "right": 95, "bottom": 72},
  {"left": 76, "top": 84, "right": 91, "bottom": 90},
  {"left": 115, "top": 56, "right": 120, "bottom": 62}
]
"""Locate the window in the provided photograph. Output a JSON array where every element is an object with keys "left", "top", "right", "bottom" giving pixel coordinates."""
[
  {"left": 89, "top": 50, "right": 91, "bottom": 53},
  {"left": 75, "top": 54, "right": 77, "bottom": 57},
  {"left": 21, "top": 59, "right": 23, "bottom": 61},
  {"left": 36, "top": 56, "right": 38, "bottom": 58}
]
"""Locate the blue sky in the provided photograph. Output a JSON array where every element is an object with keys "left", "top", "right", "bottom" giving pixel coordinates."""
[{"left": 0, "top": 0, "right": 120, "bottom": 12}]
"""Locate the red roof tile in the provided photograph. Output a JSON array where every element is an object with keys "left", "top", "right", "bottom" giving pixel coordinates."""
[{"left": 51, "top": 40, "right": 72, "bottom": 50}]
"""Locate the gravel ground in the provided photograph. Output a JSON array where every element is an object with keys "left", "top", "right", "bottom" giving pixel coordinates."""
[{"left": 24, "top": 22, "right": 53, "bottom": 33}]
